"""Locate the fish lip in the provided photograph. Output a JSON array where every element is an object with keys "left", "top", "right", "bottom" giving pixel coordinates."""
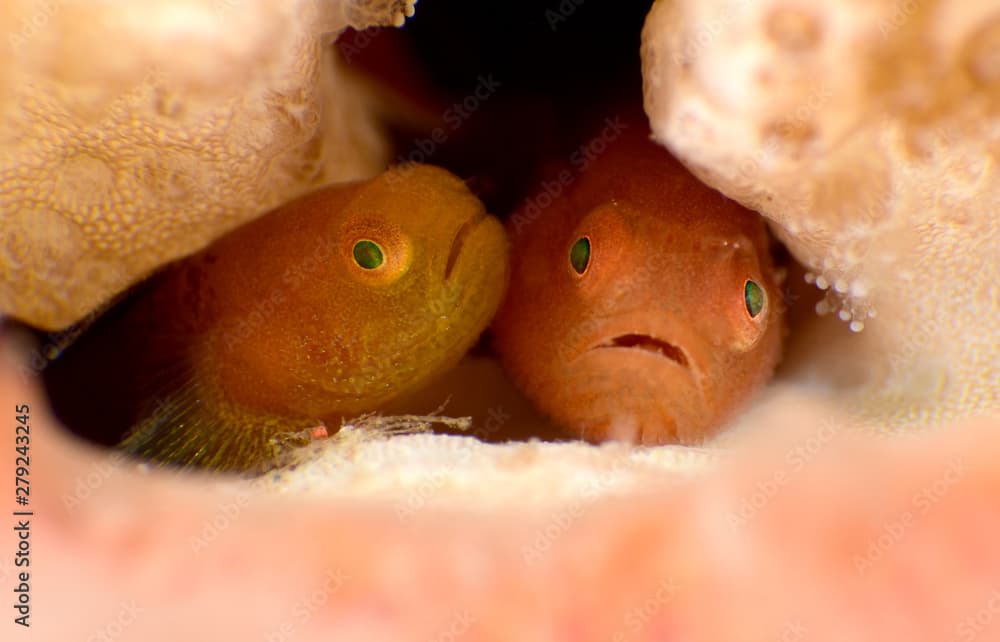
[
  {"left": 589, "top": 333, "right": 690, "bottom": 369},
  {"left": 578, "top": 331, "right": 704, "bottom": 442},
  {"left": 444, "top": 210, "right": 486, "bottom": 281}
]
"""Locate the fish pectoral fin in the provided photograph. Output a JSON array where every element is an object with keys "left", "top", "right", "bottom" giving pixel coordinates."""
[{"left": 118, "top": 380, "right": 321, "bottom": 473}]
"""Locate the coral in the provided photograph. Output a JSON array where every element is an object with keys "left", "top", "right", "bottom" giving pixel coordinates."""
[
  {"left": 0, "top": 0, "right": 413, "bottom": 329},
  {"left": 642, "top": 0, "right": 999, "bottom": 426}
]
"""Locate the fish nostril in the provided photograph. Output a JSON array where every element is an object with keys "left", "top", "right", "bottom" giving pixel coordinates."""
[{"left": 444, "top": 215, "right": 479, "bottom": 281}]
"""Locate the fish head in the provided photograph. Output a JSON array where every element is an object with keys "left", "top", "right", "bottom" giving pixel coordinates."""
[
  {"left": 494, "top": 186, "right": 783, "bottom": 444},
  {"left": 314, "top": 163, "right": 509, "bottom": 406}
]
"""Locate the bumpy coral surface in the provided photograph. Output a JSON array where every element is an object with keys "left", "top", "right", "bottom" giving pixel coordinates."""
[
  {"left": 642, "top": 0, "right": 999, "bottom": 426},
  {"left": 1, "top": 0, "right": 414, "bottom": 330}
]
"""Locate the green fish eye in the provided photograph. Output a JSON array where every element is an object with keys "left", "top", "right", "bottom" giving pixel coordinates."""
[
  {"left": 570, "top": 236, "right": 591, "bottom": 275},
  {"left": 352, "top": 240, "right": 384, "bottom": 270},
  {"left": 744, "top": 280, "right": 765, "bottom": 318}
]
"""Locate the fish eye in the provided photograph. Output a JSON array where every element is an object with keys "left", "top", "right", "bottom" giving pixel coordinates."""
[
  {"left": 352, "top": 240, "right": 384, "bottom": 270},
  {"left": 570, "top": 236, "right": 591, "bottom": 275},
  {"left": 744, "top": 279, "right": 765, "bottom": 318}
]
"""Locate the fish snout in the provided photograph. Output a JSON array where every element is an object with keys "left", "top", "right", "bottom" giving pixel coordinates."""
[{"left": 563, "top": 306, "right": 776, "bottom": 444}]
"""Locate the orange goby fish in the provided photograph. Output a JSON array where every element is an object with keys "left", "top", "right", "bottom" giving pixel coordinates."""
[
  {"left": 46, "top": 164, "right": 508, "bottom": 471},
  {"left": 492, "top": 123, "right": 784, "bottom": 445}
]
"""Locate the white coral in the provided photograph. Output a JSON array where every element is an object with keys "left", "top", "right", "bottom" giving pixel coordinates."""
[
  {"left": 0, "top": 0, "right": 404, "bottom": 329},
  {"left": 642, "top": 0, "right": 999, "bottom": 426}
]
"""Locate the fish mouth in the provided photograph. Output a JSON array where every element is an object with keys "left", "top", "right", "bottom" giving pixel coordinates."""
[
  {"left": 444, "top": 211, "right": 485, "bottom": 281},
  {"left": 591, "top": 333, "right": 690, "bottom": 368}
]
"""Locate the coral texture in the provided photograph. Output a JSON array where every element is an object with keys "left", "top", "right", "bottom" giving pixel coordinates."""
[
  {"left": 642, "top": 0, "right": 999, "bottom": 426},
  {"left": 1, "top": 0, "right": 413, "bottom": 329}
]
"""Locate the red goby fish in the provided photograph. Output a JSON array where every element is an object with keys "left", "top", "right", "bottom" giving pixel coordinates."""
[
  {"left": 492, "top": 119, "right": 785, "bottom": 445},
  {"left": 46, "top": 164, "right": 508, "bottom": 471}
]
